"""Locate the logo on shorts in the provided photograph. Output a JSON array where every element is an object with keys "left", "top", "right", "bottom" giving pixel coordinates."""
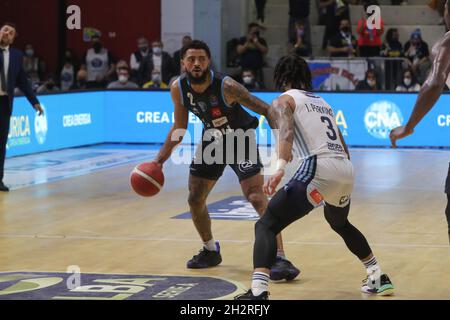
[
  {"left": 238, "top": 160, "right": 254, "bottom": 173},
  {"left": 309, "top": 189, "right": 324, "bottom": 205},
  {"left": 364, "top": 101, "right": 403, "bottom": 140},
  {"left": 339, "top": 195, "right": 349, "bottom": 205}
]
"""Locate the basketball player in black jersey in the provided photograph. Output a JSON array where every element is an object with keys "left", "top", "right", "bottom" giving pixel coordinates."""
[
  {"left": 153, "top": 40, "right": 299, "bottom": 280},
  {"left": 390, "top": 0, "right": 450, "bottom": 244}
]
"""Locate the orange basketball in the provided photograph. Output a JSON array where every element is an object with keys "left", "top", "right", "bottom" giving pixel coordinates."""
[{"left": 130, "top": 162, "right": 164, "bottom": 197}]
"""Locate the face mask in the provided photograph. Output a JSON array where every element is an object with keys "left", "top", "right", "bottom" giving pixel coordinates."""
[
  {"left": 118, "top": 75, "right": 128, "bottom": 83},
  {"left": 243, "top": 76, "right": 254, "bottom": 85},
  {"left": 404, "top": 78, "right": 412, "bottom": 86},
  {"left": 26, "top": 49, "right": 34, "bottom": 57},
  {"left": 153, "top": 47, "right": 162, "bottom": 55},
  {"left": 341, "top": 26, "right": 350, "bottom": 33},
  {"left": 152, "top": 74, "right": 161, "bottom": 82},
  {"left": 297, "top": 29, "right": 304, "bottom": 37},
  {"left": 367, "top": 79, "right": 376, "bottom": 87}
]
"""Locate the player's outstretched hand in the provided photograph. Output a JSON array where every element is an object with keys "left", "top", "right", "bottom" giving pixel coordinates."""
[
  {"left": 264, "top": 170, "right": 284, "bottom": 196},
  {"left": 389, "top": 126, "right": 414, "bottom": 148}
]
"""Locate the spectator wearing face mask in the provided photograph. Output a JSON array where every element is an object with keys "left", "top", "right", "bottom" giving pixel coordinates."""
[
  {"left": 23, "top": 44, "right": 45, "bottom": 88},
  {"left": 60, "top": 60, "right": 75, "bottom": 91},
  {"left": 130, "top": 37, "right": 151, "bottom": 74},
  {"left": 143, "top": 70, "right": 169, "bottom": 90},
  {"left": 172, "top": 36, "right": 193, "bottom": 75},
  {"left": 83, "top": 35, "right": 116, "bottom": 89},
  {"left": 70, "top": 69, "right": 88, "bottom": 90},
  {"left": 240, "top": 69, "right": 260, "bottom": 91},
  {"left": 356, "top": 69, "right": 381, "bottom": 91},
  {"left": 290, "top": 20, "right": 311, "bottom": 57},
  {"left": 107, "top": 67, "right": 139, "bottom": 89},
  {"left": 37, "top": 75, "right": 60, "bottom": 93},
  {"left": 404, "top": 29, "right": 431, "bottom": 84},
  {"left": 288, "top": 0, "right": 311, "bottom": 54},
  {"left": 138, "top": 40, "right": 175, "bottom": 86},
  {"left": 237, "top": 22, "right": 269, "bottom": 88},
  {"left": 395, "top": 68, "right": 421, "bottom": 92},
  {"left": 327, "top": 18, "right": 357, "bottom": 57}
]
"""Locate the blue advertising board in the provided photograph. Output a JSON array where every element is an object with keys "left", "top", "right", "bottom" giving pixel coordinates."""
[{"left": 8, "top": 90, "right": 450, "bottom": 158}]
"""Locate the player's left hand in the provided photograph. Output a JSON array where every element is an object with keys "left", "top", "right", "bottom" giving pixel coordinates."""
[
  {"left": 264, "top": 169, "right": 284, "bottom": 196},
  {"left": 389, "top": 126, "right": 414, "bottom": 148}
]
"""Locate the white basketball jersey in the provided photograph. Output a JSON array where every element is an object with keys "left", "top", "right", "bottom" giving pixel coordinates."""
[{"left": 281, "top": 89, "right": 347, "bottom": 161}]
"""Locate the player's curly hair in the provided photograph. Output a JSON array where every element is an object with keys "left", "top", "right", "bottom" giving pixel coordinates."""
[{"left": 274, "top": 54, "right": 312, "bottom": 91}]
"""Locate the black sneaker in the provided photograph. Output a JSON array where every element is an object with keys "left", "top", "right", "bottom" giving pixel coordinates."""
[
  {"left": 270, "top": 257, "right": 300, "bottom": 281},
  {"left": 186, "top": 242, "right": 222, "bottom": 269},
  {"left": 0, "top": 182, "right": 9, "bottom": 192},
  {"left": 361, "top": 273, "right": 394, "bottom": 296},
  {"left": 234, "top": 289, "right": 269, "bottom": 300}
]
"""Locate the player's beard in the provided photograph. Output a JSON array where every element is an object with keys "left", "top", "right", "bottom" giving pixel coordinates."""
[{"left": 187, "top": 67, "right": 210, "bottom": 85}]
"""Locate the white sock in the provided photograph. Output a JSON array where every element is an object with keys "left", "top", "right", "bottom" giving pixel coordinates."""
[
  {"left": 363, "top": 256, "right": 381, "bottom": 276},
  {"left": 251, "top": 272, "right": 269, "bottom": 296},
  {"left": 203, "top": 239, "right": 217, "bottom": 252}
]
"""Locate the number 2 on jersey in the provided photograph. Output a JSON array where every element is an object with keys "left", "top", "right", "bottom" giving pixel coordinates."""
[{"left": 321, "top": 116, "right": 337, "bottom": 141}]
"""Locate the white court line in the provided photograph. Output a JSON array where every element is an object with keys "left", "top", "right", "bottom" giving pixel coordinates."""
[{"left": 0, "top": 233, "right": 448, "bottom": 249}]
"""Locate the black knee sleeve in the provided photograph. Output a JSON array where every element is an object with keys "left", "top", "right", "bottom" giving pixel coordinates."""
[{"left": 324, "top": 203, "right": 372, "bottom": 260}]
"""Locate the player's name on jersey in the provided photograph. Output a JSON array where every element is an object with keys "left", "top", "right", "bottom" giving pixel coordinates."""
[{"left": 305, "top": 103, "right": 334, "bottom": 117}]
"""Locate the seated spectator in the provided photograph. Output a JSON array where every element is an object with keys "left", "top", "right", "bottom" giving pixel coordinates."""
[
  {"left": 37, "top": 75, "right": 60, "bottom": 93},
  {"left": 84, "top": 34, "right": 116, "bottom": 89},
  {"left": 240, "top": 69, "right": 261, "bottom": 91},
  {"left": 107, "top": 67, "right": 139, "bottom": 89},
  {"left": 130, "top": 37, "right": 151, "bottom": 73},
  {"left": 23, "top": 44, "right": 45, "bottom": 88},
  {"left": 396, "top": 68, "right": 421, "bottom": 92},
  {"left": 173, "top": 36, "right": 193, "bottom": 75},
  {"left": 290, "top": 20, "right": 311, "bottom": 57},
  {"left": 139, "top": 40, "right": 175, "bottom": 86},
  {"left": 356, "top": 69, "right": 381, "bottom": 90},
  {"left": 327, "top": 18, "right": 357, "bottom": 57},
  {"left": 381, "top": 28, "right": 403, "bottom": 58},
  {"left": 237, "top": 22, "right": 269, "bottom": 88},
  {"left": 404, "top": 29, "right": 431, "bottom": 84},
  {"left": 143, "top": 70, "right": 169, "bottom": 89},
  {"left": 357, "top": 1, "right": 385, "bottom": 57},
  {"left": 71, "top": 69, "right": 88, "bottom": 90}
]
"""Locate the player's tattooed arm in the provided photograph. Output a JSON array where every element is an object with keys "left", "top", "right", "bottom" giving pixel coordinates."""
[
  {"left": 155, "top": 79, "right": 188, "bottom": 166},
  {"left": 223, "top": 77, "right": 273, "bottom": 122},
  {"left": 271, "top": 95, "right": 295, "bottom": 163}
]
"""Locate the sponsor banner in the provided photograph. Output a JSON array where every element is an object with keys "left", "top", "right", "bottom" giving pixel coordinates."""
[
  {"left": 0, "top": 272, "right": 241, "bottom": 300},
  {"left": 9, "top": 91, "right": 450, "bottom": 158},
  {"left": 7, "top": 92, "right": 104, "bottom": 157},
  {"left": 173, "top": 196, "right": 260, "bottom": 221}
]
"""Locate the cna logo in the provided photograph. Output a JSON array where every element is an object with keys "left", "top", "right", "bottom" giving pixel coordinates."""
[
  {"left": 35, "top": 104, "right": 48, "bottom": 145},
  {"left": 364, "top": 101, "right": 403, "bottom": 140}
]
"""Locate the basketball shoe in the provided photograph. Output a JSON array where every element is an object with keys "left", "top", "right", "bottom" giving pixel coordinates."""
[{"left": 187, "top": 241, "right": 222, "bottom": 269}]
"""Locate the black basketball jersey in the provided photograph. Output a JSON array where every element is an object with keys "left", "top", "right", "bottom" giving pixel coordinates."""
[{"left": 178, "top": 71, "right": 258, "bottom": 134}]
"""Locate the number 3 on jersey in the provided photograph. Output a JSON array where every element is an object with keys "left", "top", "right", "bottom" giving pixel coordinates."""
[{"left": 320, "top": 116, "right": 337, "bottom": 141}]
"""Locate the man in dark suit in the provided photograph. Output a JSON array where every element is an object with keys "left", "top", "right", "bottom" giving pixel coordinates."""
[
  {"left": 138, "top": 40, "right": 175, "bottom": 86},
  {"left": 0, "top": 23, "right": 44, "bottom": 192}
]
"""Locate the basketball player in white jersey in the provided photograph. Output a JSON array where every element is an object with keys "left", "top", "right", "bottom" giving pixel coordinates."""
[
  {"left": 390, "top": 0, "right": 450, "bottom": 244},
  {"left": 236, "top": 54, "right": 394, "bottom": 300}
]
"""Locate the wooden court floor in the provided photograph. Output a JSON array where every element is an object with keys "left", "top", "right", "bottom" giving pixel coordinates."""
[{"left": 0, "top": 147, "right": 449, "bottom": 300}]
